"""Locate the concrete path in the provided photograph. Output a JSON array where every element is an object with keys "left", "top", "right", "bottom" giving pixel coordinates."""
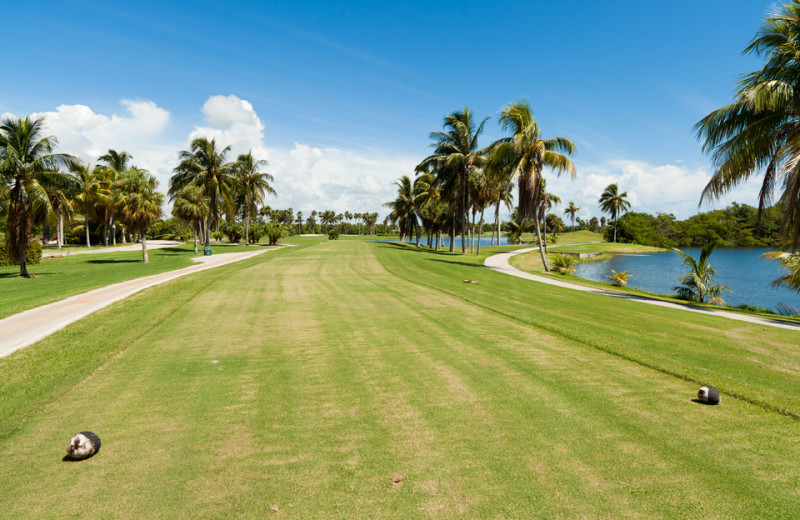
[
  {"left": 0, "top": 248, "right": 275, "bottom": 359},
  {"left": 485, "top": 247, "right": 800, "bottom": 332},
  {"left": 42, "top": 240, "right": 184, "bottom": 259}
]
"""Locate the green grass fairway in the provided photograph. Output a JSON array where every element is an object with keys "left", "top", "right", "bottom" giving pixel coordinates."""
[{"left": 1, "top": 239, "right": 799, "bottom": 518}]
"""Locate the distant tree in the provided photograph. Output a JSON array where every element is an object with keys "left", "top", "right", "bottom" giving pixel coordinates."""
[
  {"left": 599, "top": 183, "right": 631, "bottom": 242},
  {"left": 564, "top": 201, "right": 580, "bottom": 230},
  {"left": 673, "top": 242, "right": 731, "bottom": 305}
]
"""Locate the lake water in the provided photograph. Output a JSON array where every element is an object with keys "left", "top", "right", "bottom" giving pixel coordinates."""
[
  {"left": 390, "top": 236, "right": 514, "bottom": 247},
  {"left": 574, "top": 247, "right": 800, "bottom": 312}
]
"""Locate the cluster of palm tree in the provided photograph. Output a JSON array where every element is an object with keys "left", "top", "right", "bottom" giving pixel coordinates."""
[
  {"left": 168, "top": 137, "right": 276, "bottom": 250},
  {"left": 1, "top": 115, "right": 164, "bottom": 275},
  {"left": 386, "top": 101, "right": 578, "bottom": 270},
  {"left": 292, "top": 210, "right": 379, "bottom": 235}
]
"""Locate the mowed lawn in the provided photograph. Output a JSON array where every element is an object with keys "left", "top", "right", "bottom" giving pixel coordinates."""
[{"left": 1, "top": 240, "right": 800, "bottom": 518}]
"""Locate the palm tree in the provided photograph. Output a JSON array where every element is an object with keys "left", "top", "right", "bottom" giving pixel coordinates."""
[
  {"left": 69, "top": 162, "right": 111, "bottom": 248},
  {"left": 172, "top": 185, "right": 209, "bottom": 253},
  {"left": 296, "top": 211, "right": 303, "bottom": 235},
  {"left": 695, "top": 2, "right": 800, "bottom": 247},
  {"left": 564, "top": 202, "right": 580, "bottom": 231},
  {"left": 417, "top": 107, "right": 489, "bottom": 253},
  {"left": 118, "top": 169, "right": 164, "bottom": 263},
  {"left": 0, "top": 115, "right": 75, "bottom": 276},
  {"left": 97, "top": 149, "right": 133, "bottom": 245},
  {"left": 673, "top": 242, "right": 731, "bottom": 305},
  {"left": 170, "top": 137, "right": 237, "bottom": 248},
  {"left": 599, "top": 183, "right": 631, "bottom": 243},
  {"left": 606, "top": 270, "right": 632, "bottom": 287},
  {"left": 235, "top": 151, "right": 275, "bottom": 244},
  {"left": 384, "top": 176, "right": 418, "bottom": 243},
  {"left": 541, "top": 182, "right": 562, "bottom": 252},
  {"left": 493, "top": 101, "right": 577, "bottom": 271},
  {"left": 762, "top": 250, "right": 800, "bottom": 292}
]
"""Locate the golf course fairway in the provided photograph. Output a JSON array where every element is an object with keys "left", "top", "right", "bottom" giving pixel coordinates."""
[{"left": 1, "top": 239, "right": 799, "bottom": 519}]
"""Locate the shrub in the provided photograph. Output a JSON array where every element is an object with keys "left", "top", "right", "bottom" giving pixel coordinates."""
[
  {"left": 220, "top": 222, "right": 244, "bottom": 243},
  {"left": 211, "top": 231, "right": 225, "bottom": 242},
  {"left": 606, "top": 270, "right": 631, "bottom": 287},
  {"left": 265, "top": 222, "right": 285, "bottom": 245},
  {"left": 551, "top": 253, "right": 576, "bottom": 275},
  {"left": 328, "top": 229, "right": 340, "bottom": 240},
  {"left": 0, "top": 241, "right": 43, "bottom": 266}
]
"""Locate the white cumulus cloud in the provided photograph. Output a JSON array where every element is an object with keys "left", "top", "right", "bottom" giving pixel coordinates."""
[{"left": 545, "top": 159, "right": 762, "bottom": 221}]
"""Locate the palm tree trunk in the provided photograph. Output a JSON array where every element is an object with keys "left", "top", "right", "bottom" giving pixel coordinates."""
[
  {"left": 415, "top": 225, "right": 421, "bottom": 248},
  {"left": 245, "top": 211, "right": 250, "bottom": 245},
  {"left": 613, "top": 216, "right": 617, "bottom": 243},
  {"left": 85, "top": 201, "right": 91, "bottom": 248},
  {"left": 459, "top": 175, "right": 467, "bottom": 254},
  {"left": 496, "top": 203, "right": 501, "bottom": 246},
  {"left": 204, "top": 214, "right": 211, "bottom": 247},
  {"left": 111, "top": 214, "right": 117, "bottom": 246},
  {"left": 141, "top": 231, "right": 149, "bottom": 263},
  {"left": 449, "top": 207, "right": 456, "bottom": 253},
  {"left": 477, "top": 207, "right": 485, "bottom": 256},
  {"left": 543, "top": 217, "right": 548, "bottom": 253},
  {"left": 192, "top": 221, "right": 198, "bottom": 253},
  {"left": 535, "top": 218, "right": 550, "bottom": 272},
  {"left": 58, "top": 212, "right": 64, "bottom": 250}
]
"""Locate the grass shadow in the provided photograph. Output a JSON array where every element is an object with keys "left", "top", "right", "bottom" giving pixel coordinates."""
[{"left": 86, "top": 259, "right": 141, "bottom": 264}]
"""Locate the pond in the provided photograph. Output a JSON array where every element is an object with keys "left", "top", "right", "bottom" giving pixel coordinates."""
[
  {"left": 386, "top": 236, "right": 514, "bottom": 248},
  {"left": 574, "top": 247, "right": 800, "bottom": 312}
]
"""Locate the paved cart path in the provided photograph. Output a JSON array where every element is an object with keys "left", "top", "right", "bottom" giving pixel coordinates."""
[
  {"left": 0, "top": 248, "right": 274, "bottom": 359},
  {"left": 485, "top": 247, "right": 800, "bottom": 332}
]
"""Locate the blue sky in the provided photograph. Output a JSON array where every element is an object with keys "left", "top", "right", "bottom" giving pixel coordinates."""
[{"left": 1, "top": 0, "right": 775, "bottom": 220}]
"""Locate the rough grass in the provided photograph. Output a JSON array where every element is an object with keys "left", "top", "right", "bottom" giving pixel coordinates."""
[
  {"left": 0, "top": 242, "right": 277, "bottom": 319},
  {"left": 1, "top": 238, "right": 799, "bottom": 518}
]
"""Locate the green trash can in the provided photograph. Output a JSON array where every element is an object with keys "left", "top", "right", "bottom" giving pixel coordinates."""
[{"left": 204, "top": 246, "right": 213, "bottom": 256}]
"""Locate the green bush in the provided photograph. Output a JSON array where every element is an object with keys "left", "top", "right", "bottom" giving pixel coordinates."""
[
  {"left": 266, "top": 222, "right": 285, "bottom": 245},
  {"left": 0, "top": 241, "right": 43, "bottom": 266},
  {"left": 211, "top": 231, "right": 225, "bottom": 242},
  {"left": 552, "top": 253, "right": 576, "bottom": 275},
  {"left": 328, "top": 229, "right": 340, "bottom": 240},
  {"left": 220, "top": 222, "right": 244, "bottom": 243}
]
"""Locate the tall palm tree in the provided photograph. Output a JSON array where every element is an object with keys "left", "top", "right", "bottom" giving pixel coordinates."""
[
  {"left": 0, "top": 115, "right": 75, "bottom": 276},
  {"left": 170, "top": 137, "right": 238, "bottom": 248},
  {"left": 119, "top": 169, "right": 164, "bottom": 263},
  {"left": 235, "top": 151, "right": 275, "bottom": 244},
  {"left": 696, "top": 2, "right": 800, "bottom": 247},
  {"left": 69, "top": 162, "right": 111, "bottom": 248},
  {"left": 599, "top": 183, "right": 631, "bottom": 243},
  {"left": 417, "top": 107, "right": 489, "bottom": 253},
  {"left": 296, "top": 211, "right": 303, "bottom": 235},
  {"left": 493, "top": 101, "right": 577, "bottom": 271},
  {"left": 564, "top": 202, "right": 580, "bottom": 231},
  {"left": 384, "top": 175, "right": 418, "bottom": 243},
  {"left": 172, "top": 185, "right": 209, "bottom": 253},
  {"left": 97, "top": 149, "right": 133, "bottom": 245},
  {"left": 673, "top": 242, "right": 731, "bottom": 305}
]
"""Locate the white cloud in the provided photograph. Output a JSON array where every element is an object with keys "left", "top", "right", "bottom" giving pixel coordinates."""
[
  {"left": 4, "top": 100, "right": 177, "bottom": 193},
  {"left": 185, "top": 94, "right": 416, "bottom": 214},
  {"left": 6, "top": 95, "right": 415, "bottom": 216},
  {"left": 544, "top": 159, "right": 763, "bottom": 221}
]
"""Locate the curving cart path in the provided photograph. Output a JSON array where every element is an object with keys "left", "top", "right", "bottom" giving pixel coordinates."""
[
  {"left": 0, "top": 248, "right": 276, "bottom": 359},
  {"left": 485, "top": 247, "right": 800, "bottom": 332}
]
